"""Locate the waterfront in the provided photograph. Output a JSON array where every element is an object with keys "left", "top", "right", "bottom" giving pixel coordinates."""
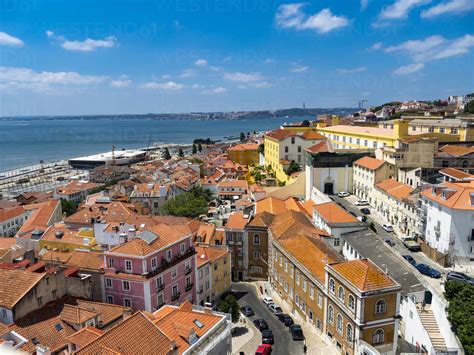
[{"left": 0, "top": 116, "right": 305, "bottom": 172}]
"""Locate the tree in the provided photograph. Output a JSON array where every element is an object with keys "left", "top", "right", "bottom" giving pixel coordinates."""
[
  {"left": 217, "top": 295, "right": 241, "bottom": 323},
  {"left": 258, "top": 143, "right": 264, "bottom": 155},
  {"left": 160, "top": 192, "right": 208, "bottom": 218},
  {"left": 465, "top": 100, "right": 474, "bottom": 114},
  {"left": 285, "top": 161, "right": 300, "bottom": 176},
  {"left": 444, "top": 281, "right": 474, "bottom": 353},
  {"left": 197, "top": 143, "right": 202, "bottom": 152},
  {"left": 302, "top": 119, "right": 310, "bottom": 126},
  {"left": 189, "top": 185, "right": 213, "bottom": 202},
  {"left": 162, "top": 147, "right": 171, "bottom": 160},
  {"left": 178, "top": 147, "right": 184, "bottom": 157},
  {"left": 240, "top": 132, "right": 245, "bottom": 142},
  {"left": 192, "top": 144, "right": 197, "bottom": 154},
  {"left": 61, "top": 199, "right": 77, "bottom": 216}
]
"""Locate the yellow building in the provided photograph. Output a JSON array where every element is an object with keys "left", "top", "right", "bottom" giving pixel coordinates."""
[
  {"left": 264, "top": 129, "right": 327, "bottom": 183},
  {"left": 317, "top": 119, "right": 410, "bottom": 150},
  {"left": 227, "top": 143, "right": 259, "bottom": 166},
  {"left": 39, "top": 224, "right": 101, "bottom": 251}
]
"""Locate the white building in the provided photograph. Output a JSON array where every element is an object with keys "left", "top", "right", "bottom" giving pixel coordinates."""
[
  {"left": 420, "top": 173, "right": 474, "bottom": 269},
  {"left": 0, "top": 207, "right": 29, "bottom": 237}
]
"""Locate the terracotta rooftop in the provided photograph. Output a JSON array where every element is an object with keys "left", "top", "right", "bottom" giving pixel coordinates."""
[
  {"left": 65, "top": 201, "right": 135, "bottom": 226},
  {"left": 227, "top": 143, "right": 259, "bottom": 151},
  {"left": 438, "top": 144, "right": 474, "bottom": 157},
  {"left": 55, "top": 180, "right": 102, "bottom": 196},
  {"left": 75, "top": 312, "right": 175, "bottom": 355},
  {"left": 16, "top": 200, "right": 61, "bottom": 238},
  {"left": 440, "top": 167, "right": 473, "bottom": 181},
  {"left": 225, "top": 212, "right": 248, "bottom": 230},
  {"left": 329, "top": 259, "right": 399, "bottom": 292},
  {"left": 0, "top": 269, "right": 45, "bottom": 309},
  {"left": 195, "top": 246, "right": 228, "bottom": 268},
  {"left": 354, "top": 156, "right": 385, "bottom": 170},
  {"left": 255, "top": 196, "right": 306, "bottom": 215},
  {"left": 60, "top": 304, "right": 99, "bottom": 324},
  {"left": 305, "top": 140, "right": 331, "bottom": 153},
  {"left": 67, "top": 326, "right": 104, "bottom": 348},
  {"left": 421, "top": 180, "right": 474, "bottom": 210},
  {"left": 246, "top": 211, "right": 275, "bottom": 228},
  {"left": 218, "top": 179, "right": 249, "bottom": 189},
  {"left": 376, "top": 179, "right": 414, "bottom": 201},
  {"left": 313, "top": 202, "right": 358, "bottom": 224},
  {"left": 0, "top": 206, "right": 27, "bottom": 223}
]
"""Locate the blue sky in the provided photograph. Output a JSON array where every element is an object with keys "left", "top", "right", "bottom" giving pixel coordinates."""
[{"left": 0, "top": 0, "right": 473, "bottom": 116}]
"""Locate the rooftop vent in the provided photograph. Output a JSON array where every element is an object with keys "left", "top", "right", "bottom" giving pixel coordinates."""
[{"left": 55, "top": 231, "right": 64, "bottom": 239}]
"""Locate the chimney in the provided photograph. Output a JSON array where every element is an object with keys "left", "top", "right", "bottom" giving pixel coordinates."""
[
  {"left": 36, "top": 345, "right": 51, "bottom": 355},
  {"left": 127, "top": 228, "right": 136, "bottom": 239},
  {"left": 119, "top": 233, "right": 128, "bottom": 244}
]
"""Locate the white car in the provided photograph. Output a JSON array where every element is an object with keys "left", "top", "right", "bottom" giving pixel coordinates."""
[
  {"left": 355, "top": 200, "right": 369, "bottom": 206},
  {"left": 382, "top": 224, "right": 394, "bottom": 232},
  {"left": 338, "top": 191, "right": 350, "bottom": 197},
  {"left": 262, "top": 296, "right": 274, "bottom": 306}
]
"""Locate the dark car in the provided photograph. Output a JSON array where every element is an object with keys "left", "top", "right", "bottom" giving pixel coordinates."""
[
  {"left": 277, "top": 313, "right": 287, "bottom": 322},
  {"left": 385, "top": 239, "right": 396, "bottom": 247},
  {"left": 289, "top": 324, "right": 305, "bottom": 341},
  {"left": 262, "top": 330, "right": 274, "bottom": 345},
  {"left": 402, "top": 255, "right": 416, "bottom": 265},
  {"left": 240, "top": 306, "right": 254, "bottom": 317},
  {"left": 447, "top": 271, "right": 474, "bottom": 285},
  {"left": 415, "top": 263, "right": 442, "bottom": 278},
  {"left": 253, "top": 319, "right": 269, "bottom": 331},
  {"left": 283, "top": 314, "right": 294, "bottom": 326},
  {"left": 360, "top": 208, "right": 371, "bottom": 215}
]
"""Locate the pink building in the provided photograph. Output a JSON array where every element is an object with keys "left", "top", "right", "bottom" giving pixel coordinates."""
[{"left": 102, "top": 224, "right": 196, "bottom": 312}]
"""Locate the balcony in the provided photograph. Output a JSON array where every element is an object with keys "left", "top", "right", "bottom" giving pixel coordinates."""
[
  {"left": 158, "top": 301, "right": 166, "bottom": 309},
  {"left": 157, "top": 283, "right": 165, "bottom": 292},
  {"left": 185, "top": 283, "right": 194, "bottom": 292},
  {"left": 185, "top": 267, "right": 192, "bottom": 275},
  {"left": 146, "top": 247, "right": 196, "bottom": 279},
  {"left": 171, "top": 292, "right": 181, "bottom": 301}
]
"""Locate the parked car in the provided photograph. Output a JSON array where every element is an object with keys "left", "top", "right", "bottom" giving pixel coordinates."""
[
  {"left": 360, "top": 208, "right": 371, "bottom": 215},
  {"left": 338, "top": 191, "right": 350, "bottom": 197},
  {"left": 403, "top": 239, "right": 421, "bottom": 252},
  {"left": 382, "top": 224, "right": 394, "bottom": 232},
  {"left": 385, "top": 239, "right": 396, "bottom": 247},
  {"left": 253, "top": 319, "right": 269, "bottom": 331},
  {"left": 402, "top": 255, "right": 416, "bottom": 265},
  {"left": 355, "top": 200, "right": 369, "bottom": 206},
  {"left": 447, "top": 271, "right": 474, "bottom": 285},
  {"left": 269, "top": 304, "right": 283, "bottom": 316},
  {"left": 289, "top": 324, "right": 305, "bottom": 341},
  {"left": 262, "top": 330, "right": 274, "bottom": 344},
  {"left": 262, "top": 296, "right": 274, "bottom": 306},
  {"left": 283, "top": 314, "right": 294, "bottom": 326},
  {"left": 240, "top": 306, "right": 254, "bottom": 317},
  {"left": 415, "top": 263, "right": 442, "bottom": 278},
  {"left": 276, "top": 313, "right": 286, "bottom": 322},
  {"left": 255, "top": 344, "right": 272, "bottom": 355}
]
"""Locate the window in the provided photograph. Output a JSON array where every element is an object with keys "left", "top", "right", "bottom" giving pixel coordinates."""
[
  {"left": 171, "top": 267, "right": 177, "bottom": 278},
  {"left": 298, "top": 146, "right": 301, "bottom": 153},
  {"left": 346, "top": 324, "right": 353, "bottom": 343},
  {"left": 364, "top": 140, "right": 368, "bottom": 146},
  {"left": 253, "top": 234, "right": 260, "bottom": 245},
  {"left": 166, "top": 249, "right": 172, "bottom": 261},
  {"left": 375, "top": 299, "right": 386, "bottom": 314},
  {"left": 284, "top": 260, "right": 288, "bottom": 272},
  {"left": 356, "top": 138, "right": 360, "bottom": 145},
  {"left": 172, "top": 284, "right": 179, "bottom": 296},
  {"left": 338, "top": 287, "right": 345, "bottom": 302},
  {"left": 291, "top": 137, "right": 295, "bottom": 144},
  {"left": 302, "top": 280, "right": 307, "bottom": 292},
  {"left": 180, "top": 243, "right": 185, "bottom": 254},
  {"left": 285, "top": 146, "right": 289, "bottom": 153},
  {"left": 151, "top": 258, "right": 157, "bottom": 270},
  {"left": 329, "top": 278, "right": 335, "bottom": 293},
  {"left": 253, "top": 251, "right": 260, "bottom": 259},
  {"left": 348, "top": 295, "right": 355, "bottom": 311},
  {"left": 125, "top": 260, "right": 132, "bottom": 272},
  {"left": 52, "top": 290, "right": 57, "bottom": 298},
  {"left": 106, "top": 295, "right": 114, "bottom": 304},
  {"left": 156, "top": 276, "right": 163, "bottom": 289},
  {"left": 296, "top": 272, "right": 300, "bottom": 285},
  {"left": 337, "top": 314, "right": 343, "bottom": 334},
  {"left": 317, "top": 292, "right": 322, "bottom": 308},
  {"left": 37, "top": 297, "right": 43, "bottom": 307},
  {"left": 334, "top": 238, "right": 340, "bottom": 247},
  {"left": 328, "top": 305, "right": 334, "bottom": 324},
  {"left": 373, "top": 329, "right": 384, "bottom": 344},
  {"left": 122, "top": 280, "right": 130, "bottom": 291},
  {"left": 123, "top": 298, "right": 131, "bottom": 307},
  {"left": 310, "top": 286, "right": 314, "bottom": 300},
  {"left": 106, "top": 278, "right": 112, "bottom": 288},
  {"left": 108, "top": 258, "right": 114, "bottom": 267}
]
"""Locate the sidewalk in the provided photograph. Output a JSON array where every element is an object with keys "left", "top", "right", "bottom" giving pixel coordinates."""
[
  {"left": 254, "top": 281, "right": 339, "bottom": 355},
  {"left": 232, "top": 317, "right": 260, "bottom": 354}
]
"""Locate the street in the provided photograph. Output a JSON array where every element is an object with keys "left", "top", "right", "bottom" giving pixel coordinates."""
[
  {"left": 330, "top": 193, "right": 450, "bottom": 297},
  {"left": 232, "top": 282, "right": 305, "bottom": 355}
]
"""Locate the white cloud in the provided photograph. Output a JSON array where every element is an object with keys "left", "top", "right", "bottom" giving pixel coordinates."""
[
  {"left": 210, "top": 66, "right": 222, "bottom": 72},
  {"left": 140, "top": 81, "right": 184, "bottom": 90},
  {"left": 264, "top": 58, "right": 275, "bottom": 64},
  {"left": 275, "top": 4, "right": 350, "bottom": 33},
  {"left": 0, "top": 66, "right": 106, "bottom": 85},
  {"left": 370, "top": 42, "right": 383, "bottom": 50},
  {"left": 192, "top": 84, "right": 205, "bottom": 90},
  {"left": 421, "top": 0, "right": 474, "bottom": 17},
  {"left": 212, "top": 87, "right": 227, "bottom": 93},
  {"left": 251, "top": 81, "right": 273, "bottom": 88},
  {"left": 223, "top": 72, "right": 264, "bottom": 82},
  {"left": 110, "top": 77, "right": 131, "bottom": 88},
  {"left": 290, "top": 64, "right": 308, "bottom": 73},
  {"left": 393, "top": 63, "right": 424, "bottom": 75},
  {"left": 162, "top": 74, "right": 171, "bottom": 79},
  {"left": 46, "top": 30, "right": 117, "bottom": 52},
  {"left": 385, "top": 34, "right": 474, "bottom": 62},
  {"left": 195, "top": 59, "right": 208, "bottom": 66},
  {"left": 336, "top": 67, "right": 366, "bottom": 74},
  {"left": 379, "top": 0, "right": 430, "bottom": 19},
  {"left": 223, "top": 56, "right": 232, "bottom": 62},
  {"left": 0, "top": 32, "right": 24, "bottom": 47},
  {"left": 179, "top": 69, "right": 197, "bottom": 78}
]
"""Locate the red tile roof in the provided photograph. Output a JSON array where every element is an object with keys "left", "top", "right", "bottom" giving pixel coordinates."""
[
  {"left": 354, "top": 156, "right": 385, "bottom": 170},
  {"left": 313, "top": 202, "right": 358, "bottom": 224},
  {"left": 376, "top": 179, "right": 414, "bottom": 201}
]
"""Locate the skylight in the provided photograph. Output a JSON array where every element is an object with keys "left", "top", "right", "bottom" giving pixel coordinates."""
[
  {"left": 54, "top": 323, "right": 63, "bottom": 332},
  {"left": 193, "top": 319, "right": 204, "bottom": 329}
]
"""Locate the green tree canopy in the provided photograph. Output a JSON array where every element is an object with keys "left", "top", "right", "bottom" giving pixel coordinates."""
[
  {"left": 218, "top": 295, "right": 241, "bottom": 323},
  {"left": 464, "top": 100, "right": 474, "bottom": 114},
  {"left": 162, "top": 147, "right": 171, "bottom": 160},
  {"left": 197, "top": 143, "right": 202, "bottom": 152},
  {"left": 160, "top": 192, "right": 208, "bottom": 218},
  {"left": 240, "top": 132, "right": 245, "bottom": 142},
  {"left": 61, "top": 199, "right": 77, "bottom": 216},
  {"left": 192, "top": 144, "right": 197, "bottom": 154},
  {"left": 178, "top": 147, "right": 184, "bottom": 157}
]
